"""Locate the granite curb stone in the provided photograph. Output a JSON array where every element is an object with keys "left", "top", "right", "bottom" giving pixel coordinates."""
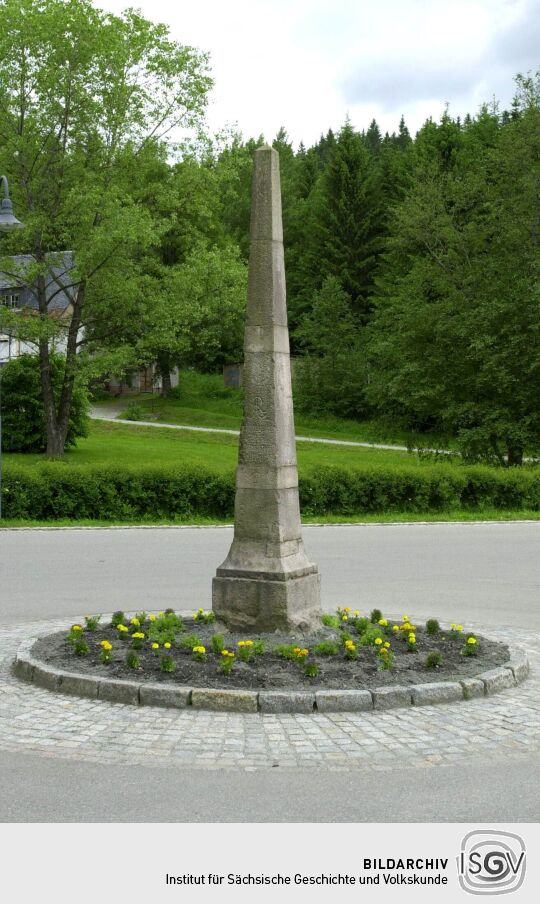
[
  {"left": 410, "top": 681, "right": 463, "bottom": 706},
  {"left": 503, "top": 651, "right": 529, "bottom": 683},
  {"left": 372, "top": 686, "right": 412, "bottom": 710},
  {"left": 98, "top": 677, "right": 140, "bottom": 705},
  {"left": 259, "top": 691, "right": 315, "bottom": 713},
  {"left": 59, "top": 672, "right": 100, "bottom": 699},
  {"left": 191, "top": 688, "right": 258, "bottom": 712},
  {"left": 13, "top": 639, "right": 529, "bottom": 713},
  {"left": 315, "top": 690, "right": 373, "bottom": 712},
  {"left": 477, "top": 667, "right": 516, "bottom": 694},
  {"left": 460, "top": 677, "right": 486, "bottom": 699},
  {"left": 139, "top": 684, "right": 192, "bottom": 709}
]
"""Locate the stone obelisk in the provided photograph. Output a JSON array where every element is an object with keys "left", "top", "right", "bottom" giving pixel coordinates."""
[{"left": 212, "top": 146, "right": 321, "bottom": 633}]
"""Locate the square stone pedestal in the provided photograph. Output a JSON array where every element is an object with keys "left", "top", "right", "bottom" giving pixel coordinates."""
[{"left": 212, "top": 570, "right": 321, "bottom": 634}]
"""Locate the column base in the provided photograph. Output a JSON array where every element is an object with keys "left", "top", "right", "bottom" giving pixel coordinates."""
[{"left": 212, "top": 571, "right": 321, "bottom": 633}]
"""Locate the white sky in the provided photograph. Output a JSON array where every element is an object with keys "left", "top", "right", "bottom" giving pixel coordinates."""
[{"left": 100, "top": 0, "right": 539, "bottom": 147}]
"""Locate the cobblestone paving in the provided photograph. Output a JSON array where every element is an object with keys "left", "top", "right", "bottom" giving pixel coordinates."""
[{"left": 1, "top": 619, "right": 538, "bottom": 773}]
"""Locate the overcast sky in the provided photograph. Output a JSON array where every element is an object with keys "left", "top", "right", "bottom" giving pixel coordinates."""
[{"left": 100, "top": 0, "right": 539, "bottom": 147}]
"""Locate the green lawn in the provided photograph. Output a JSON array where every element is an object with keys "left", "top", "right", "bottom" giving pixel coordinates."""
[
  {"left": 2, "top": 510, "right": 540, "bottom": 528},
  {"left": 97, "top": 369, "right": 451, "bottom": 448},
  {"left": 4, "top": 419, "right": 430, "bottom": 471}
]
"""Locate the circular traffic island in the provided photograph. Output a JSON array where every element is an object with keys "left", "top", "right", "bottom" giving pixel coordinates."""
[{"left": 13, "top": 608, "right": 528, "bottom": 713}]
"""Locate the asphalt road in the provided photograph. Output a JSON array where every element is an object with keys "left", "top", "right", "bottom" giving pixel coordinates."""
[
  {"left": 1, "top": 750, "right": 538, "bottom": 822},
  {"left": 1, "top": 522, "right": 539, "bottom": 823},
  {"left": 0, "top": 522, "right": 539, "bottom": 628}
]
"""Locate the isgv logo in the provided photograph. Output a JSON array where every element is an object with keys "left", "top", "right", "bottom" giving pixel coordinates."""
[{"left": 458, "top": 830, "right": 526, "bottom": 895}]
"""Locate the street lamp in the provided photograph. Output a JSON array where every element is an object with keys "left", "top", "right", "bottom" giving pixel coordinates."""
[
  {"left": 0, "top": 175, "right": 25, "bottom": 518},
  {"left": 0, "top": 175, "right": 24, "bottom": 231}
]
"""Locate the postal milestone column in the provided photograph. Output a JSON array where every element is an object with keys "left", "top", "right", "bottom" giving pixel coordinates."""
[{"left": 212, "top": 146, "right": 321, "bottom": 633}]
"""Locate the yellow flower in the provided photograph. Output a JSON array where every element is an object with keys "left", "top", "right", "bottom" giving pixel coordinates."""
[
  {"left": 378, "top": 618, "right": 388, "bottom": 626},
  {"left": 100, "top": 640, "right": 112, "bottom": 651},
  {"left": 402, "top": 615, "right": 409, "bottom": 622},
  {"left": 163, "top": 642, "right": 171, "bottom": 649},
  {"left": 132, "top": 632, "right": 145, "bottom": 639},
  {"left": 354, "top": 610, "right": 360, "bottom": 617},
  {"left": 341, "top": 615, "right": 348, "bottom": 621},
  {"left": 148, "top": 614, "right": 156, "bottom": 622},
  {"left": 151, "top": 643, "right": 159, "bottom": 650},
  {"left": 130, "top": 618, "right": 140, "bottom": 626},
  {"left": 158, "top": 611, "right": 164, "bottom": 617},
  {"left": 379, "top": 647, "right": 388, "bottom": 655},
  {"left": 392, "top": 625, "right": 399, "bottom": 633},
  {"left": 192, "top": 645, "right": 206, "bottom": 654},
  {"left": 237, "top": 640, "right": 253, "bottom": 647},
  {"left": 345, "top": 639, "right": 355, "bottom": 649},
  {"left": 374, "top": 638, "right": 383, "bottom": 645},
  {"left": 116, "top": 624, "right": 128, "bottom": 633},
  {"left": 221, "top": 650, "right": 235, "bottom": 658},
  {"left": 71, "top": 625, "right": 82, "bottom": 632},
  {"left": 408, "top": 633, "right": 416, "bottom": 642},
  {"left": 293, "top": 647, "right": 309, "bottom": 657},
  {"left": 384, "top": 642, "right": 391, "bottom": 648},
  {"left": 343, "top": 607, "right": 351, "bottom": 613},
  {"left": 467, "top": 637, "right": 477, "bottom": 645}
]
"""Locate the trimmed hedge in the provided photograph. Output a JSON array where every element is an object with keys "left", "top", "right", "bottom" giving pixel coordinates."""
[{"left": 2, "top": 462, "right": 540, "bottom": 520}]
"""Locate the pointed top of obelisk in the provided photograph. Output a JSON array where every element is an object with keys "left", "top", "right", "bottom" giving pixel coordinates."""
[{"left": 250, "top": 145, "right": 283, "bottom": 243}]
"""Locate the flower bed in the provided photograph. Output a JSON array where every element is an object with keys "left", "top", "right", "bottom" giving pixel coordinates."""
[{"left": 29, "top": 608, "right": 510, "bottom": 692}]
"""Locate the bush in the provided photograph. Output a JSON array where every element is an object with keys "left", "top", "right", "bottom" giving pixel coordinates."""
[
  {"left": 123, "top": 401, "right": 147, "bottom": 422},
  {"left": 0, "top": 353, "right": 89, "bottom": 452},
  {"left": 2, "top": 460, "right": 540, "bottom": 521}
]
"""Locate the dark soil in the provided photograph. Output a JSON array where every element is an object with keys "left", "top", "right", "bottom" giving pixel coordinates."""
[{"left": 32, "top": 617, "right": 510, "bottom": 692}]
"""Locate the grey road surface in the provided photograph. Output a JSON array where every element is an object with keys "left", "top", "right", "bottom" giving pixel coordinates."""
[
  {"left": 1, "top": 750, "right": 538, "bottom": 822},
  {"left": 1, "top": 522, "right": 538, "bottom": 627},
  {"left": 1, "top": 522, "right": 539, "bottom": 824}
]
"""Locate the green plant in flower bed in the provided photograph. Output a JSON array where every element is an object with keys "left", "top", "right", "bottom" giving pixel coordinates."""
[
  {"left": 370, "top": 608, "right": 382, "bottom": 624},
  {"left": 462, "top": 635, "right": 478, "bottom": 656},
  {"left": 377, "top": 646, "right": 394, "bottom": 670},
  {"left": 274, "top": 644, "right": 301, "bottom": 661},
  {"left": 211, "top": 633, "right": 225, "bottom": 654},
  {"left": 406, "top": 631, "right": 417, "bottom": 652},
  {"left": 131, "top": 631, "right": 145, "bottom": 650},
  {"left": 303, "top": 661, "right": 319, "bottom": 678},
  {"left": 99, "top": 640, "right": 113, "bottom": 663},
  {"left": 73, "top": 637, "right": 89, "bottom": 656},
  {"left": 358, "top": 624, "right": 384, "bottom": 646},
  {"left": 193, "top": 608, "right": 215, "bottom": 624},
  {"left": 111, "top": 611, "right": 125, "bottom": 627},
  {"left": 219, "top": 650, "right": 235, "bottom": 674},
  {"left": 116, "top": 623, "right": 129, "bottom": 639},
  {"left": 148, "top": 611, "right": 184, "bottom": 645},
  {"left": 135, "top": 611, "right": 148, "bottom": 625},
  {"left": 192, "top": 645, "right": 206, "bottom": 662},
  {"left": 425, "top": 650, "right": 443, "bottom": 668},
  {"left": 352, "top": 616, "right": 369, "bottom": 635},
  {"left": 449, "top": 623, "right": 464, "bottom": 639},
  {"left": 343, "top": 639, "right": 357, "bottom": 659},
  {"left": 237, "top": 640, "right": 255, "bottom": 663},
  {"left": 160, "top": 654, "right": 176, "bottom": 672},
  {"left": 84, "top": 615, "right": 101, "bottom": 631},
  {"left": 67, "top": 624, "right": 84, "bottom": 644},
  {"left": 321, "top": 614, "right": 339, "bottom": 629},
  {"left": 313, "top": 640, "right": 339, "bottom": 656},
  {"left": 251, "top": 639, "right": 265, "bottom": 655},
  {"left": 426, "top": 618, "right": 440, "bottom": 636},
  {"left": 178, "top": 633, "right": 203, "bottom": 650},
  {"left": 126, "top": 651, "right": 140, "bottom": 669}
]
